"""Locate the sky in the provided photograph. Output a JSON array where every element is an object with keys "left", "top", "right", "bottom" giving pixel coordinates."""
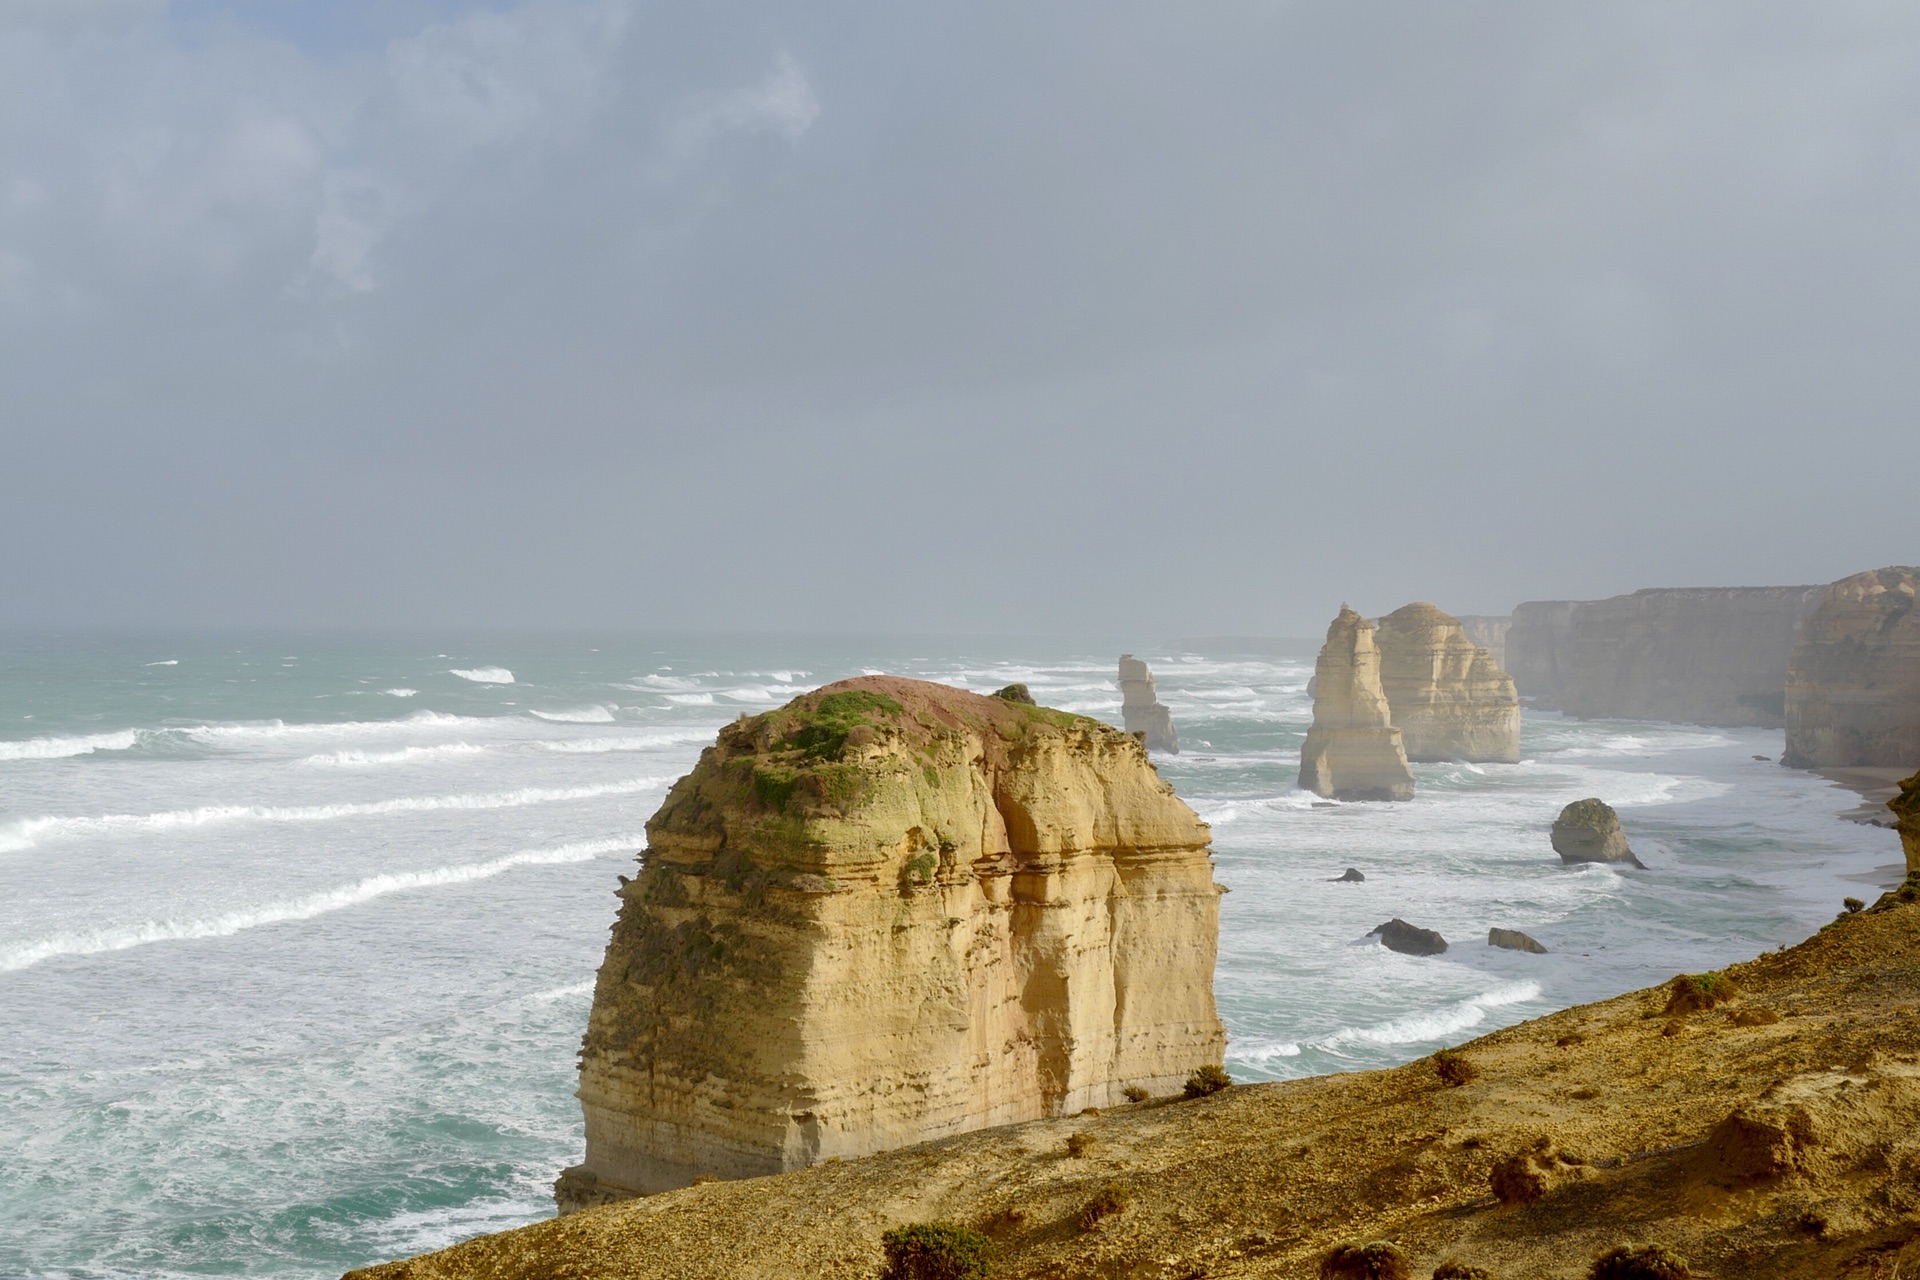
[{"left": 2, "top": 0, "right": 1915, "bottom": 636}]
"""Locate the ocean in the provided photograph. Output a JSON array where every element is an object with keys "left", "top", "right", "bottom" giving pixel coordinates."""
[{"left": 0, "top": 632, "right": 1896, "bottom": 1279}]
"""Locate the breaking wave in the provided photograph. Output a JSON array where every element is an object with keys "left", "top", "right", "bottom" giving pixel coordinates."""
[
  {"left": 1234, "top": 980, "right": 1543, "bottom": 1063},
  {"left": 300, "top": 744, "right": 488, "bottom": 767},
  {"left": 0, "top": 836, "right": 644, "bottom": 972},
  {"left": 541, "top": 730, "right": 715, "bottom": 753},
  {"left": 529, "top": 706, "right": 616, "bottom": 723},
  {"left": 0, "top": 777, "right": 670, "bottom": 852},
  {"left": 0, "top": 730, "right": 140, "bottom": 762},
  {"left": 449, "top": 667, "right": 515, "bottom": 684}
]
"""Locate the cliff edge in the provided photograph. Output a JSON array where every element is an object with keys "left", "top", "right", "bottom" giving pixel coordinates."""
[
  {"left": 350, "top": 878, "right": 1920, "bottom": 1280},
  {"left": 557, "top": 677, "right": 1224, "bottom": 1206}
]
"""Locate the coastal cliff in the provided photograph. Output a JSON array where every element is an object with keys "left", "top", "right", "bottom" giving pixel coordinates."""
[
  {"left": 1456, "top": 614, "right": 1511, "bottom": 668},
  {"left": 556, "top": 677, "right": 1224, "bottom": 1206},
  {"left": 1117, "top": 654, "right": 1179, "bottom": 754},
  {"left": 1298, "top": 607, "right": 1415, "bottom": 801},
  {"left": 1505, "top": 586, "right": 1824, "bottom": 727},
  {"left": 1375, "top": 603, "right": 1521, "bottom": 763},
  {"left": 1783, "top": 566, "right": 1920, "bottom": 769},
  {"left": 351, "top": 879, "right": 1920, "bottom": 1280}
]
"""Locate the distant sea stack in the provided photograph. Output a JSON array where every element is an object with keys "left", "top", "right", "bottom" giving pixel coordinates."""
[
  {"left": 1298, "top": 607, "right": 1415, "bottom": 802},
  {"left": 1505, "top": 586, "right": 1825, "bottom": 727},
  {"left": 1782, "top": 567, "right": 1920, "bottom": 769},
  {"left": 1118, "top": 654, "right": 1179, "bottom": 754},
  {"left": 1456, "top": 615, "right": 1512, "bottom": 667},
  {"left": 1551, "top": 798, "right": 1645, "bottom": 868},
  {"left": 1374, "top": 602, "right": 1521, "bottom": 763},
  {"left": 557, "top": 677, "right": 1224, "bottom": 1208}
]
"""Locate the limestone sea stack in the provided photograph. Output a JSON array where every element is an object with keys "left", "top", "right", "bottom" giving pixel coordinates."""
[
  {"left": 1118, "top": 655, "right": 1179, "bottom": 754},
  {"left": 1782, "top": 567, "right": 1920, "bottom": 769},
  {"left": 1298, "top": 607, "right": 1415, "bottom": 801},
  {"left": 557, "top": 677, "right": 1225, "bottom": 1208},
  {"left": 1551, "top": 798, "right": 1646, "bottom": 868},
  {"left": 1374, "top": 602, "right": 1521, "bottom": 763}
]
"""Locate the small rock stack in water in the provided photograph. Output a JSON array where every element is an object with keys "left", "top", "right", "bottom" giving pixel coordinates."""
[
  {"left": 1551, "top": 797, "right": 1645, "bottom": 868},
  {"left": 1299, "top": 607, "right": 1416, "bottom": 801},
  {"left": 558, "top": 677, "right": 1225, "bottom": 1207},
  {"left": 1118, "top": 654, "right": 1179, "bottom": 754}
]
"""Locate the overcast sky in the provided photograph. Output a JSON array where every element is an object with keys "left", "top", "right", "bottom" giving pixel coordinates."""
[{"left": 2, "top": 1, "right": 1915, "bottom": 635}]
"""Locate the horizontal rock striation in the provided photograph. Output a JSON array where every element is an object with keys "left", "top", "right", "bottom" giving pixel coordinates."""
[
  {"left": 559, "top": 677, "right": 1224, "bottom": 1207},
  {"left": 1374, "top": 603, "right": 1521, "bottom": 763},
  {"left": 1298, "top": 607, "right": 1415, "bottom": 802},
  {"left": 1505, "top": 587, "right": 1825, "bottom": 727},
  {"left": 1117, "top": 655, "right": 1178, "bottom": 754},
  {"left": 1782, "top": 567, "right": 1920, "bottom": 770}
]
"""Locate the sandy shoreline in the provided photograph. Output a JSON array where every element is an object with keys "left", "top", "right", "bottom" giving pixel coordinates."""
[{"left": 1809, "top": 763, "right": 1913, "bottom": 827}]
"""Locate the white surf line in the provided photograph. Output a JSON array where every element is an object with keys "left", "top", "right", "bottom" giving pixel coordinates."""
[
  {"left": 0, "top": 777, "right": 671, "bottom": 852},
  {"left": 0, "top": 836, "right": 645, "bottom": 972},
  {"left": 0, "top": 730, "right": 140, "bottom": 762},
  {"left": 1233, "top": 980, "right": 1544, "bottom": 1062}
]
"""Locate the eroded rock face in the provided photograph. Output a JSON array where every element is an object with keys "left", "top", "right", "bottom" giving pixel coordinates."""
[
  {"left": 1456, "top": 615, "right": 1512, "bottom": 668},
  {"left": 1506, "top": 587, "right": 1824, "bottom": 727},
  {"left": 1893, "top": 771, "right": 1920, "bottom": 875},
  {"left": 1299, "top": 608, "right": 1415, "bottom": 802},
  {"left": 1374, "top": 603, "right": 1521, "bottom": 764},
  {"left": 1783, "top": 567, "right": 1920, "bottom": 769},
  {"left": 1551, "top": 798, "right": 1645, "bottom": 868},
  {"left": 559, "top": 677, "right": 1224, "bottom": 1208},
  {"left": 1118, "top": 655, "right": 1178, "bottom": 754}
]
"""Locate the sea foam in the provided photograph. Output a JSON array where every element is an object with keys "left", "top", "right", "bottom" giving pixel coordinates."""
[
  {"left": 0, "top": 777, "right": 670, "bottom": 851},
  {"left": 0, "top": 730, "right": 139, "bottom": 762},
  {"left": 0, "top": 836, "right": 643, "bottom": 972},
  {"left": 449, "top": 667, "right": 515, "bottom": 684}
]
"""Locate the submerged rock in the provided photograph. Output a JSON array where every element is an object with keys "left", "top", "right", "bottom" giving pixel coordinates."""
[
  {"left": 558, "top": 677, "right": 1224, "bottom": 1206},
  {"left": 1369, "top": 918, "right": 1448, "bottom": 956},
  {"left": 1488, "top": 927, "right": 1548, "bottom": 954},
  {"left": 1374, "top": 602, "right": 1521, "bottom": 763},
  {"left": 1784, "top": 566, "right": 1920, "bottom": 768},
  {"left": 1552, "top": 798, "right": 1646, "bottom": 868},
  {"left": 1117, "top": 655, "right": 1179, "bottom": 754},
  {"left": 1332, "top": 867, "right": 1366, "bottom": 883},
  {"left": 1298, "top": 607, "right": 1415, "bottom": 802}
]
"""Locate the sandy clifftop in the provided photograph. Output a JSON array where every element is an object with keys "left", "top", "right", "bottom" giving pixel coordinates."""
[
  {"left": 557, "top": 677, "right": 1224, "bottom": 1207},
  {"left": 351, "top": 871, "right": 1920, "bottom": 1280}
]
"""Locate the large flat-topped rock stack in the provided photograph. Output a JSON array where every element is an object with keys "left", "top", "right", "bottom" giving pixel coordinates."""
[
  {"left": 1374, "top": 602, "right": 1521, "bottom": 763},
  {"left": 558, "top": 677, "right": 1225, "bottom": 1209},
  {"left": 1298, "top": 607, "right": 1415, "bottom": 801},
  {"left": 1784, "top": 566, "right": 1920, "bottom": 769}
]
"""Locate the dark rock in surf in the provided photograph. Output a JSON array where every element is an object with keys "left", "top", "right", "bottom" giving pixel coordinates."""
[
  {"left": 1370, "top": 918, "right": 1448, "bottom": 956},
  {"left": 1332, "top": 868, "right": 1366, "bottom": 883},
  {"left": 1551, "top": 798, "right": 1646, "bottom": 869},
  {"left": 1488, "top": 928, "right": 1548, "bottom": 954}
]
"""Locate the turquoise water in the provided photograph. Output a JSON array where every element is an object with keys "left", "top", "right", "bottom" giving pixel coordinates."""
[{"left": 0, "top": 632, "right": 1896, "bottom": 1278}]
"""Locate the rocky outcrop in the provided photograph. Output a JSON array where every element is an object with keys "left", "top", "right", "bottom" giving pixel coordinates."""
[
  {"left": 1331, "top": 868, "right": 1366, "bottom": 883},
  {"left": 1551, "top": 798, "right": 1645, "bottom": 868},
  {"left": 1374, "top": 603, "right": 1521, "bottom": 763},
  {"left": 1369, "top": 919, "right": 1447, "bottom": 956},
  {"left": 557, "top": 677, "right": 1225, "bottom": 1207},
  {"left": 1298, "top": 608, "right": 1415, "bottom": 802},
  {"left": 1782, "top": 567, "right": 1920, "bottom": 769},
  {"left": 1488, "top": 928, "right": 1547, "bottom": 954},
  {"left": 1505, "top": 587, "right": 1825, "bottom": 727},
  {"left": 1891, "top": 771, "right": 1920, "bottom": 875},
  {"left": 1117, "top": 655, "right": 1178, "bottom": 754}
]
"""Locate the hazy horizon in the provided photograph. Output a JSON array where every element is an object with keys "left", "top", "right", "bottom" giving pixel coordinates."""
[{"left": 4, "top": 1, "right": 1915, "bottom": 635}]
